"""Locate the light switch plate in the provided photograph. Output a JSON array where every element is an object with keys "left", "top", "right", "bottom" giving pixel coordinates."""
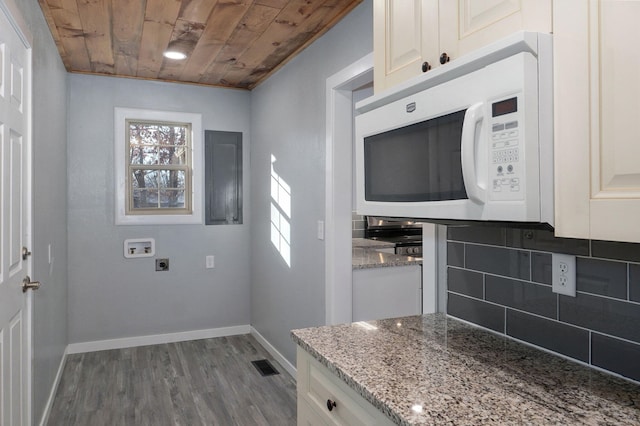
[{"left": 317, "top": 220, "right": 325, "bottom": 240}]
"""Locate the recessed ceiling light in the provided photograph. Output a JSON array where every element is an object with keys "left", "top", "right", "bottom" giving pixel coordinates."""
[{"left": 163, "top": 51, "right": 187, "bottom": 60}]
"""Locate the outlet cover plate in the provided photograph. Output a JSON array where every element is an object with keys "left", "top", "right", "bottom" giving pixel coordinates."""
[
  {"left": 156, "top": 258, "right": 169, "bottom": 271},
  {"left": 552, "top": 253, "right": 576, "bottom": 297},
  {"left": 124, "top": 238, "right": 155, "bottom": 258}
]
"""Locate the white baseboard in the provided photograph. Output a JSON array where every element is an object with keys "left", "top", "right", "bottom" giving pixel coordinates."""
[
  {"left": 38, "top": 347, "right": 68, "bottom": 426},
  {"left": 67, "top": 324, "right": 251, "bottom": 354},
  {"left": 251, "top": 327, "right": 297, "bottom": 380}
]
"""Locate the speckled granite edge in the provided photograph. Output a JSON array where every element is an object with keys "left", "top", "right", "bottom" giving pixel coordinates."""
[
  {"left": 291, "top": 314, "right": 640, "bottom": 426},
  {"left": 292, "top": 331, "right": 405, "bottom": 425},
  {"left": 352, "top": 248, "right": 422, "bottom": 270},
  {"left": 352, "top": 238, "right": 396, "bottom": 249}
]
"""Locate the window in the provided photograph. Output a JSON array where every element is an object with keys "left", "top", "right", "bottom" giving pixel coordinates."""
[
  {"left": 127, "top": 120, "right": 191, "bottom": 213},
  {"left": 115, "top": 108, "right": 202, "bottom": 225}
]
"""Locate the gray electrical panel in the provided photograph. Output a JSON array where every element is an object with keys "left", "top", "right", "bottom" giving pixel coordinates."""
[{"left": 205, "top": 130, "right": 243, "bottom": 225}]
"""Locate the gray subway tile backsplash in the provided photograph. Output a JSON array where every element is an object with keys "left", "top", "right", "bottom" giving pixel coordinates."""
[
  {"left": 592, "top": 333, "right": 640, "bottom": 382},
  {"left": 352, "top": 229, "right": 365, "bottom": 238},
  {"left": 447, "top": 267, "right": 483, "bottom": 299},
  {"left": 592, "top": 239, "right": 640, "bottom": 263},
  {"left": 506, "top": 228, "right": 590, "bottom": 255},
  {"left": 465, "top": 245, "right": 530, "bottom": 280},
  {"left": 630, "top": 264, "right": 640, "bottom": 303},
  {"left": 576, "top": 257, "right": 627, "bottom": 299},
  {"left": 531, "top": 252, "right": 552, "bottom": 285},
  {"left": 351, "top": 210, "right": 365, "bottom": 238},
  {"left": 447, "top": 242, "right": 464, "bottom": 267},
  {"left": 447, "top": 293, "right": 505, "bottom": 333},
  {"left": 447, "top": 226, "right": 506, "bottom": 246},
  {"left": 486, "top": 276, "right": 557, "bottom": 319},
  {"left": 446, "top": 225, "right": 640, "bottom": 383},
  {"left": 559, "top": 292, "right": 640, "bottom": 345},
  {"left": 506, "top": 309, "right": 590, "bottom": 362}
]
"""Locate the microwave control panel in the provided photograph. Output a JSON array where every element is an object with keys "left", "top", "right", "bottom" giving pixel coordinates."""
[{"left": 489, "top": 96, "right": 523, "bottom": 200}]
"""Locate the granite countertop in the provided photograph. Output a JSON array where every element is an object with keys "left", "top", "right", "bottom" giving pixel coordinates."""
[
  {"left": 352, "top": 237, "right": 396, "bottom": 249},
  {"left": 352, "top": 247, "right": 422, "bottom": 270},
  {"left": 291, "top": 313, "right": 640, "bottom": 425}
]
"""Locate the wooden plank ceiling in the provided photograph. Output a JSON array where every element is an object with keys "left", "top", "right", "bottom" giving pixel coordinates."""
[{"left": 38, "top": 0, "right": 363, "bottom": 90}]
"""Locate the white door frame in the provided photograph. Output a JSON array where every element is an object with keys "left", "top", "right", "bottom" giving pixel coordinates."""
[
  {"left": 325, "top": 53, "right": 441, "bottom": 324},
  {"left": 0, "top": 1, "right": 33, "bottom": 424},
  {"left": 325, "top": 53, "right": 373, "bottom": 325}
]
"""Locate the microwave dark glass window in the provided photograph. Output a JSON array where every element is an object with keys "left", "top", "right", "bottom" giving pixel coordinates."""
[
  {"left": 364, "top": 109, "right": 467, "bottom": 202},
  {"left": 492, "top": 97, "right": 518, "bottom": 117}
]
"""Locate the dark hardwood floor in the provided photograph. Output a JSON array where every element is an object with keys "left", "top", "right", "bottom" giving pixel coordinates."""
[{"left": 46, "top": 334, "right": 297, "bottom": 425}]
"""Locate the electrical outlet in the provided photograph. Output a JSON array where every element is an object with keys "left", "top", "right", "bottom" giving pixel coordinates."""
[
  {"left": 156, "top": 258, "right": 169, "bottom": 271},
  {"left": 206, "top": 255, "right": 215, "bottom": 269},
  {"left": 552, "top": 253, "right": 576, "bottom": 297}
]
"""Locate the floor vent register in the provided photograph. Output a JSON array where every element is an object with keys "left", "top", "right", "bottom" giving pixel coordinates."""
[{"left": 251, "top": 359, "right": 280, "bottom": 376}]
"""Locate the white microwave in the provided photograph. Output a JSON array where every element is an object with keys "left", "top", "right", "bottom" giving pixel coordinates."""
[{"left": 355, "top": 32, "right": 554, "bottom": 227}]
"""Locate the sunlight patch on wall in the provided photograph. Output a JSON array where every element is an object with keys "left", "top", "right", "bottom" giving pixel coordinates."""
[{"left": 270, "top": 155, "right": 291, "bottom": 267}]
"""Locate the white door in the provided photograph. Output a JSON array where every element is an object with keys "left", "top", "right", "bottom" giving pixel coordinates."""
[{"left": 0, "top": 3, "right": 33, "bottom": 425}]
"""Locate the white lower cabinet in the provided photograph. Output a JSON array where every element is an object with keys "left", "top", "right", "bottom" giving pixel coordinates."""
[
  {"left": 298, "top": 397, "right": 330, "bottom": 426},
  {"left": 297, "top": 347, "right": 395, "bottom": 426}
]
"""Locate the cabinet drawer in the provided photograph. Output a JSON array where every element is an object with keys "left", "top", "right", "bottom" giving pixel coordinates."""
[
  {"left": 298, "top": 397, "right": 330, "bottom": 426},
  {"left": 297, "top": 347, "right": 395, "bottom": 426}
]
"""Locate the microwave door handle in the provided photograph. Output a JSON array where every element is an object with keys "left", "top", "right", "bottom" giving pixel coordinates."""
[{"left": 461, "top": 102, "right": 486, "bottom": 205}]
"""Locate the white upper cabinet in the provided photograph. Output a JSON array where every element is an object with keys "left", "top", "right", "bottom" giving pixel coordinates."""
[
  {"left": 440, "top": 0, "right": 552, "bottom": 60},
  {"left": 373, "top": 0, "right": 552, "bottom": 93},
  {"left": 373, "top": 0, "right": 438, "bottom": 92},
  {"left": 373, "top": 0, "right": 640, "bottom": 242},
  {"left": 554, "top": 0, "right": 640, "bottom": 243}
]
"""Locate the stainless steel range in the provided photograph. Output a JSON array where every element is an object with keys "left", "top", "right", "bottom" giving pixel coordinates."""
[{"left": 364, "top": 216, "right": 423, "bottom": 256}]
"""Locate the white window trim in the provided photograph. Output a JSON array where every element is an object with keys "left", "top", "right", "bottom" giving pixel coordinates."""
[{"left": 115, "top": 107, "right": 203, "bottom": 225}]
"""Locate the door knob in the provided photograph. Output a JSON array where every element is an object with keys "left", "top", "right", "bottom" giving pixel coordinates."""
[
  {"left": 421, "top": 61, "right": 431, "bottom": 72},
  {"left": 439, "top": 52, "right": 451, "bottom": 64},
  {"left": 22, "top": 276, "right": 40, "bottom": 293}
]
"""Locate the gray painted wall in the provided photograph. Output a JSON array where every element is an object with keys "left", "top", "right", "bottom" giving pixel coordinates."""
[
  {"left": 67, "top": 75, "right": 251, "bottom": 343},
  {"left": 250, "top": 1, "right": 373, "bottom": 365},
  {"left": 10, "top": 0, "right": 69, "bottom": 421}
]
